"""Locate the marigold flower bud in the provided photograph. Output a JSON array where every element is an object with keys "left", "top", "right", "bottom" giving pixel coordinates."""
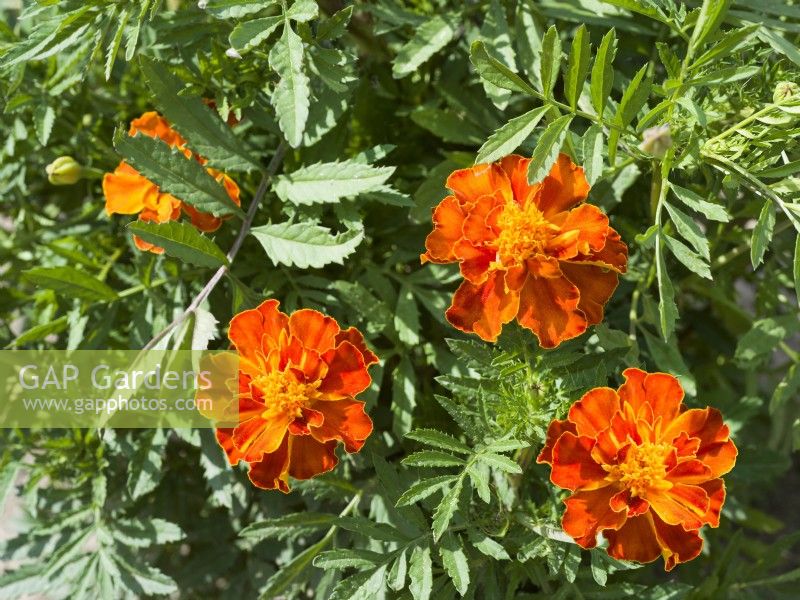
[
  {"left": 639, "top": 124, "right": 672, "bottom": 159},
  {"left": 45, "top": 156, "right": 84, "bottom": 185},
  {"left": 774, "top": 81, "right": 800, "bottom": 103}
]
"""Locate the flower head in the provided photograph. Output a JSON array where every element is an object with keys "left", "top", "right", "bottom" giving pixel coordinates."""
[
  {"left": 422, "top": 154, "right": 627, "bottom": 348},
  {"left": 537, "top": 368, "right": 737, "bottom": 571},
  {"left": 102, "top": 111, "right": 241, "bottom": 253},
  {"left": 216, "top": 300, "right": 377, "bottom": 492},
  {"left": 639, "top": 125, "right": 672, "bottom": 159}
]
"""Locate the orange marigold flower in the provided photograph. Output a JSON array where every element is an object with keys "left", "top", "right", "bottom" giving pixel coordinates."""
[
  {"left": 537, "top": 368, "right": 737, "bottom": 571},
  {"left": 421, "top": 154, "right": 627, "bottom": 348},
  {"left": 216, "top": 300, "right": 378, "bottom": 493},
  {"left": 102, "top": 111, "right": 241, "bottom": 253}
]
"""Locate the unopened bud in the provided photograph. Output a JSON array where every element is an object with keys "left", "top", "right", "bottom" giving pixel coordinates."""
[
  {"left": 225, "top": 48, "right": 242, "bottom": 59},
  {"left": 45, "top": 156, "right": 84, "bottom": 185},
  {"left": 639, "top": 125, "right": 672, "bottom": 159},
  {"left": 197, "top": 0, "right": 208, "bottom": 8},
  {"left": 774, "top": 81, "right": 800, "bottom": 104}
]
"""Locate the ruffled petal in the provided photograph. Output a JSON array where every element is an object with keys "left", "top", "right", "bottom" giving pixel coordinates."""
[
  {"left": 228, "top": 299, "right": 288, "bottom": 374},
  {"left": 454, "top": 240, "right": 496, "bottom": 284},
  {"left": 215, "top": 427, "right": 244, "bottom": 466},
  {"left": 568, "top": 387, "right": 621, "bottom": 437},
  {"left": 698, "top": 479, "right": 725, "bottom": 528},
  {"left": 536, "top": 418, "right": 578, "bottom": 465},
  {"left": 696, "top": 439, "right": 737, "bottom": 478},
  {"left": 534, "top": 153, "right": 590, "bottom": 217},
  {"left": 559, "top": 261, "right": 621, "bottom": 326},
  {"left": 129, "top": 111, "right": 187, "bottom": 148},
  {"left": 247, "top": 434, "right": 290, "bottom": 492},
  {"left": 498, "top": 154, "right": 538, "bottom": 207},
  {"left": 617, "top": 368, "right": 649, "bottom": 416},
  {"left": 103, "top": 164, "right": 152, "bottom": 216},
  {"left": 646, "top": 484, "right": 710, "bottom": 531},
  {"left": 549, "top": 204, "right": 610, "bottom": 258},
  {"left": 516, "top": 273, "right": 587, "bottom": 348},
  {"left": 310, "top": 398, "right": 373, "bottom": 453},
  {"left": 604, "top": 514, "right": 662, "bottom": 565},
  {"left": 666, "top": 459, "right": 713, "bottom": 484},
  {"left": 289, "top": 308, "right": 340, "bottom": 355},
  {"left": 183, "top": 203, "right": 223, "bottom": 232},
  {"left": 287, "top": 435, "right": 339, "bottom": 480},
  {"left": 550, "top": 432, "right": 609, "bottom": 491},
  {"left": 651, "top": 513, "right": 704, "bottom": 571},
  {"left": 445, "top": 271, "right": 520, "bottom": 342},
  {"left": 446, "top": 163, "right": 511, "bottom": 205},
  {"left": 335, "top": 327, "right": 379, "bottom": 366},
  {"left": 421, "top": 196, "right": 465, "bottom": 263},
  {"left": 319, "top": 341, "right": 371, "bottom": 399},
  {"left": 232, "top": 411, "right": 292, "bottom": 463},
  {"left": 570, "top": 228, "right": 628, "bottom": 273},
  {"left": 562, "top": 486, "right": 627, "bottom": 548}
]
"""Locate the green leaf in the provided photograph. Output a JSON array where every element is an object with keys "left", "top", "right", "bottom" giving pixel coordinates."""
[
  {"left": 656, "top": 235, "right": 678, "bottom": 339},
  {"left": 565, "top": 25, "right": 590, "bottom": 110},
  {"left": 387, "top": 550, "right": 407, "bottom": 591},
  {"left": 691, "top": 23, "right": 759, "bottom": 70},
  {"left": 479, "top": 0, "right": 516, "bottom": 108},
  {"left": 470, "top": 40, "right": 537, "bottom": 95},
  {"left": 251, "top": 221, "right": 364, "bottom": 269},
  {"left": 317, "top": 5, "right": 354, "bottom": 41},
  {"left": 127, "top": 429, "right": 167, "bottom": 500},
  {"left": 24, "top": 267, "right": 118, "bottom": 302},
  {"left": 259, "top": 532, "right": 333, "bottom": 599},
  {"left": 8, "top": 317, "right": 69, "bottom": 348},
  {"left": 439, "top": 532, "right": 470, "bottom": 596},
  {"left": 286, "top": 0, "right": 318, "bottom": 22},
  {"left": 139, "top": 56, "right": 259, "bottom": 171},
  {"left": 269, "top": 21, "right": 310, "bottom": 148},
  {"left": 240, "top": 513, "right": 336, "bottom": 540},
  {"left": 664, "top": 234, "right": 711, "bottom": 279},
  {"left": 590, "top": 28, "right": 617, "bottom": 117},
  {"left": 402, "top": 451, "right": 465, "bottom": 468},
  {"left": 105, "top": 7, "right": 131, "bottom": 80},
  {"left": 314, "top": 549, "right": 384, "bottom": 570},
  {"left": 408, "top": 545, "right": 433, "bottom": 600},
  {"left": 396, "top": 476, "right": 457, "bottom": 507},
  {"left": 751, "top": 200, "right": 776, "bottom": 268},
  {"left": 527, "top": 114, "right": 574, "bottom": 183},
  {"left": 112, "top": 519, "right": 185, "bottom": 548},
  {"left": 34, "top": 104, "right": 55, "bottom": 146},
  {"left": 114, "top": 129, "right": 243, "bottom": 218},
  {"left": 432, "top": 477, "right": 463, "bottom": 541},
  {"left": 0, "top": 462, "right": 20, "bottom": 514},
  {"left": 670, "top": 183, "right": 730, "bottom": 222},
  {"left": 608, "top": 65, "right": 650, "bottom": 164},
  {"left": 273, "top": 159, "right": 394, "bottom": 205},
  {"left": 539, "top": 25, "right": 561, "bottom": 98},
  {"left": 690, "top": 0, "right": 732, "bottom": 54},
  {"left": 229, "top": 15, "right": 283, "bottom": 53},
  {"left": 405, "top": 428, "right": 472, "bottom": 454},
  {"left": 475, "top": 106, "right": 548, "bottom": 164},
  {"left": 794, "top": 235, "right": 800, "bottom": 307},
  {"left": 395, "top": 283, "right": 420, "bottom": 345},
  {"left": 127, "top": 221, "right": 228, "bottom": 268},
  {"left": 664, "top": 202, "right": 710, "bottom": 260},
  {"left": 477, "top": 452, "right": 522, "bottom": 474},
  {"left": 469, "top": 530, "right": 510, "bottom": 560},
  {"left": 204, "top": 0, "right": 278, "bottom": 19},
  {"left": 393, "top": 15, "right": 456, "bottom": 79},
  {"left": 582, "top": 125, "right": 604, "bottom": 185},
  {"left": 735, "top": 317, "right": 795, "bottom": 366}
]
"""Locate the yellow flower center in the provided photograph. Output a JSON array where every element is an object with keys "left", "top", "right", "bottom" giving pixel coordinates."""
[
  {"left": 252, "top": 370, "right": 318, "bottom": 420},
  {"left": 606, "top": 442, "right": 673, "bottom": 497},
  {"left": 494, "top": 201, "right": 558, "bottom": 265}
]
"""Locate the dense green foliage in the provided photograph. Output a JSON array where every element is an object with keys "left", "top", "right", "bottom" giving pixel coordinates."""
[{"left": 1, "top": 0, "right": 800, "bottom": 598}]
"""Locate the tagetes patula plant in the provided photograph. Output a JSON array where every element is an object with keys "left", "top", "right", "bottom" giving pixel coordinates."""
[
  {"left": 102, "top": 111, "right": 241, "bottom": 253},
  {"left": 215, "top": 299, "right": 377, "bottom": 492},
  {"left": 422, "top": 153, "right": 627, "bottom": 348},
  {"left": 537, "top": 368, "right": 737, "bottom": 571}
]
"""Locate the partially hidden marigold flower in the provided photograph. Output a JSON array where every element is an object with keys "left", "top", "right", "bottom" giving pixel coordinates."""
[
  {"left": 537, "top": 368, "right": 737, "bottom": 571},
  {"left": 102, "top": 111, "right": 240, "bottom": 253},
  {"left": 216, "top": 299, "right": 378, "bottom": 492},
  {"left": 421, "top": 154, "right": 627, "bottom": 348}
]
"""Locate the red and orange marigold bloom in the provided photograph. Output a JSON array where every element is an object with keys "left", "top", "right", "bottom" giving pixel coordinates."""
[
  {"left": 216, "top": 300, "right": 377, "bottom": 492},
  {"left": 102, "top": 111, "right": 240, "bottom": 253},
  {"left": 537, "top": 368, "right": 737, "bottom": 571},
  {"left": 422, "top": 154, "right": 627, "bottom": 348}
]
